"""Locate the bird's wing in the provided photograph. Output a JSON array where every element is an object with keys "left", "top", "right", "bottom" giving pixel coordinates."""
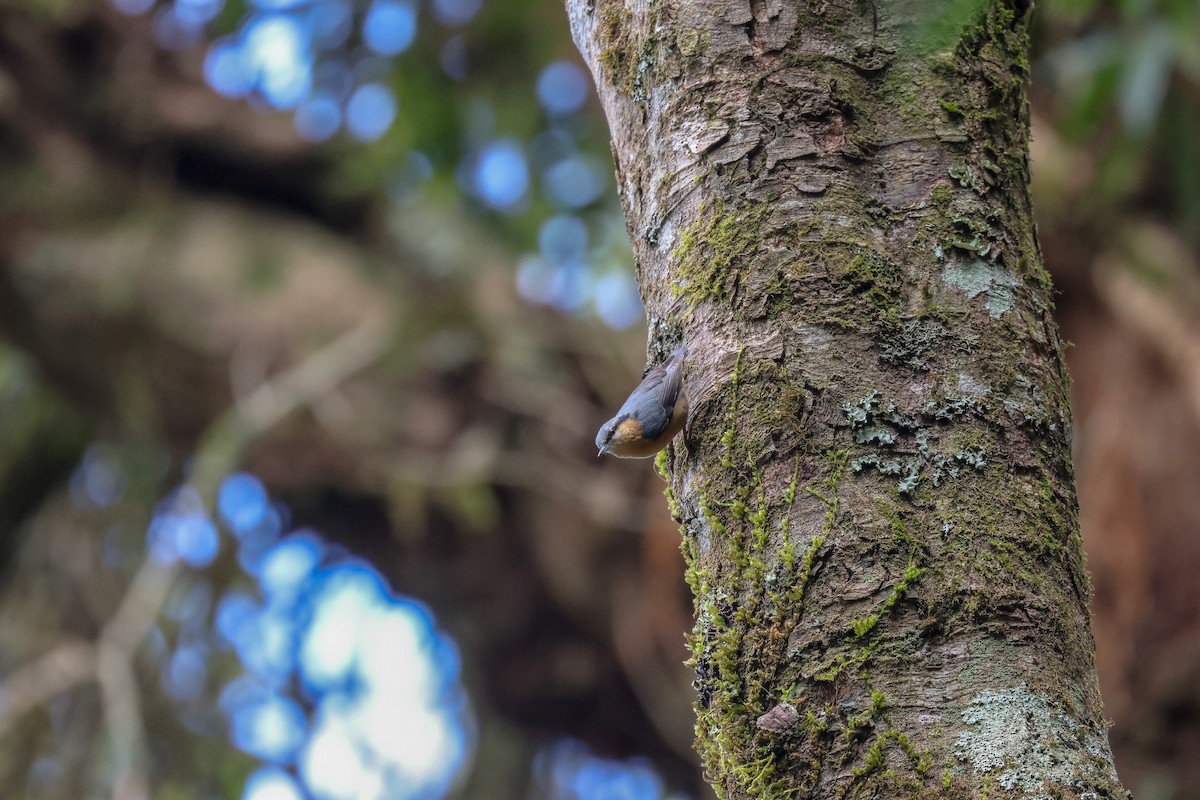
[{"left": 620, "top": 348, "right": 686, "bottom": 440}]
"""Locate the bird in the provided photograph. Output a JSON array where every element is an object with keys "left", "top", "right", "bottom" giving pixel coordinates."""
[{"left": 596, "top": 346, "right": 689, "bottom": 458}]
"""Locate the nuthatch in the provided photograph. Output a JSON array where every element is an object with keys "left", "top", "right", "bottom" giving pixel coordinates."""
[{"left": 596, "top": 346, "right": 689, "bottom": 458}]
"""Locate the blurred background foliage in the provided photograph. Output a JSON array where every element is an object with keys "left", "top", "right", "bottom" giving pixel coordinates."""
[{"left": 0, "top": 0, "right": 1197, "bottom": 798}]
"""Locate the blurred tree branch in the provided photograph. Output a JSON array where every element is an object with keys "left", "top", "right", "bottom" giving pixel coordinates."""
[
  {"left": 0, "top": 638, "right": 95, "bottom": 738},
  {"left": 0, "top": 314, "right": 393, "bottom": 799}
]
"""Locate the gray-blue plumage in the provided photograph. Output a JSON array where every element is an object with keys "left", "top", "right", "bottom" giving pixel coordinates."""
[
  {"left": 615, "top": 346, "right": 687, "bottom": 440},
  {"left": 595, "top": 347, "right": 689, "bottom": 457}
]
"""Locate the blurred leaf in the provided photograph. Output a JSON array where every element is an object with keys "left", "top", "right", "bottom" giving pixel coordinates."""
[
  {"left": 1042, "top": 0, "right": 1102, "bottom": 24},
  {"left": 1161, "top": 99, "right": 1200, "bottom": 244},
  {"left": 911, "top": 0, "right": 990, "bottom": 55},
  {"left": 1118, "top": 23, "right": 1173, "bottom": 134},
  {"left": 444, "top": 482, "right": 500, "bottom": 534}
]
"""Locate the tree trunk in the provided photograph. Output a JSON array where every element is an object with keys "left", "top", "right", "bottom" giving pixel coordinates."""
[{"left": 568, "top": 0, "right": 1129, "bottom": 797}]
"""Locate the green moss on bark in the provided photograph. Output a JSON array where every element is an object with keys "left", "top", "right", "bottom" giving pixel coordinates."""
[{"left": 673, "top": 201, "right": 770, "bottom": 311}]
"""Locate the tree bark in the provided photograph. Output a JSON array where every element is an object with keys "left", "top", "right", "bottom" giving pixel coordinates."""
[{"left": 569, "top": 0, "right": 1128, "bottom": 797}]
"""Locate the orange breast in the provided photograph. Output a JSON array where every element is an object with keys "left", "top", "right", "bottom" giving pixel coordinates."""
[
  {"left": 616, "top": 418, "right": 643, "bottom": 441},
  {"left": 608, "top": 393, "right": 688, "bottom": 458}
]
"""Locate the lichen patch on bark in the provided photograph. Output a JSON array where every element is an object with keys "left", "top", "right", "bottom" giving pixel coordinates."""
[
  {"left": 943, "top": 260, "right": 1020, "bottom": 318},
  {"left": 954, "top": 685, "right": 1122, "bottom": 797}
]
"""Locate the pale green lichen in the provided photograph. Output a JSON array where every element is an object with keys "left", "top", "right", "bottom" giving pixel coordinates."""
[
  {"left": 953, "top": 685, "right": 1120, "bottom": 798},
  {"left": 843, "top": 390, "right": 989, "bottom": 495},
  {"left": 943, "top": 259, "right": 1019, "bottom": 318}
]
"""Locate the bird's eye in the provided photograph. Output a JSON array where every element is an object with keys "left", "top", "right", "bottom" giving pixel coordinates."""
[{"left": 605, "top": 428, "right": 615, "bottom": 443}]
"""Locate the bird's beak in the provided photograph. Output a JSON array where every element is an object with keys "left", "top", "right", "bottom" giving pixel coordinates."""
[{"left": 597, "top": 444, "right": 609, "bottom": 457}]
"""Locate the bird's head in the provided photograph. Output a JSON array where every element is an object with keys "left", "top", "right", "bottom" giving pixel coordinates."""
[{"left": 595, "top": 414, "right": 641, "bottom": 457}]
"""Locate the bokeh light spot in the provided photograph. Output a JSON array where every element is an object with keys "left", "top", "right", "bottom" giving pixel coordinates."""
[
  {"left": 175, "top": 0, "right": 225, "bottom": 28},
  {"left": 234, "top": 607, "right": 297, "bottom": 685},
  {"left": 594, "top": 272, "right": 644, "bottom": 329},
  {"left": 242, "top": 14, "right": 312, "bottom": 108},
  {"left": 164, "top": 643, "right": 210, "bottom": 701},
  {"left": 536, "top": 61, "right": 591, "bottom": 116},
  {"left": 236, "top": 508, "right": 286, "bottom": 575},
  {"left": 542, "top": 739, "right": 666, "bottom": 800},
  {"left": 148, "top": 489, "right": 220, "bottom": 568},
  {"left": 363, "top": 0, "right": 418, "bottom": 57},
  {"left": 176, "top": 515, "right": 220, "bottom": 567},
  {"left": 243, "top": 766, "right": 304, "bottom": 800},
  {"left": 538, "top": 214, "right": 589, "bottom": 263},
  {"left": 259, "top": 536, "right": 322, "bottom": 608},
  {"left": 516, "top": 256, "right": 557, "bottom": 305},
  {"left": 300, "top": 708, "right": 369, "bottom": 800},
  {"left": 219, "top": 473, "right": 269, "bottom": 535},
  {"left": 357, "top": 602, "right": 437, "bottom": 695},
  {"left": 69, "top": 445, "right": 125, "bottom": 509},
  {"left": 543, "top": 155, "right": 606, "bottom": 209},
  {"left": 432, "top": 0, "right": 483, "bottom": 26},
  {"left": 232, "top": 693, "right": 307, "bottom": 762},
  {"left": 474, "top": 139, "right": 529, "bottom": 211},
  {"left": 440, "top": 35, "right": 469, "bottom": 80},
  {"left": 216, "top": 592, "right": 260, "bottom": 649},
  {"left": 548, "top": 262, "right": 592, "bottom": 312},
  {"left": 299, "top": 567, "right": 383, "bottom": 689},
  {"left": 205, "top": 39, "right": 255, "bottom": 98},
  {"left": 346, "top": 83, "right": 397, "bottom": 141},
  {"left": 250, "top": 0, "right": 309, "bottom": 9},
  {"left": 294, "top": 94, "right": 342, "bottom": 141},
  {"left": 312, "top": 0, "right": 354, "bottom": 48}
]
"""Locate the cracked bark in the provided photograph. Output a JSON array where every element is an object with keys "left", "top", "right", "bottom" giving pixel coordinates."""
[{"left": 568, "top": 1, "right": 1129, "bottom": 797}]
